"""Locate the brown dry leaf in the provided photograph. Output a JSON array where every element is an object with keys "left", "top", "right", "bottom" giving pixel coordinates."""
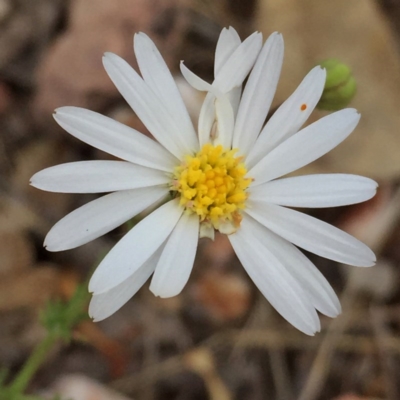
[
  {"left": 0, "top": 196, "right": 40, "bottom": 232},
  {"left": 0, "top": 230, "right": 35, "bottom": 275},
  {"left": 258, "top": 0, "right": 400, "bottom": 180},
  {"left": 0, "top": 263, "right": 59, "bottom": 311},
  {"left": 338, "top": 183, "right": 400, "bottom": 251},
  {"left": 0, "top": 0, "right": 63, "bottom": 70},
  {"left": 337, "top": 184, "right": 400, "bottom": 299},
  {"left": 12, "top": 139, "right": 73, "bottom": 220},
  {"left": 34, "top": 0, "right": 191, "bottom": 118},
  {"left": 191, "top": 269, "right": 251, "bottom": 322}
]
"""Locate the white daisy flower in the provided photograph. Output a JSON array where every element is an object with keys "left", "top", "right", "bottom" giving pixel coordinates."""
[{"left": 31, "top": 28, "right": 377, "bottom": 335}]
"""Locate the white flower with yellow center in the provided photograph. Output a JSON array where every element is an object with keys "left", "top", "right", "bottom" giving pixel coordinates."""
[{"left": 31, "top": 28, "right": 377, "bottom": 335}]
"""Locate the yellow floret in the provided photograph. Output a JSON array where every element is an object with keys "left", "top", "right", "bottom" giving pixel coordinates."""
[{"left": 172, "top": 143, "right": 252, "bottom": 231}]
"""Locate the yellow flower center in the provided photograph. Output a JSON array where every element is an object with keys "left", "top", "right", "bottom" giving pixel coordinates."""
[{"left": 171, "top": 143, "right": 252, "bottom": 234}]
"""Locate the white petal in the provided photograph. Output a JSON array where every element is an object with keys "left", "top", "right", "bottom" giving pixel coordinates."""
[
  {"left": 249, "top": 174, "right": 378, "bottom": 208},
  {"left": 227, "top": 86, "right": 242, "bottom": 117},
  {"left": 45, "top": 186, "right": 168, "bottom": 251},
  {"left": 134, "top": 33, "right": 199, "bottom": 152},
  {"left": 54, "top": 107, "right": 177, "bottom": 172},
  {"left": 89, "top": 199, "right": 184, "bottom": 294},
  {"left": 214, "top": 95, "right": 235, "bottom": 148},
  {"left": 198, "top": 92, "right": 216, "bottom": 147},
  {"left": 247, "top": 66, "right": 326, "bottom": 168},
  {"left": 246, "top": 201, "right": 376, "bottom": 267},
  {"left": 215, "top": 27, "right": 241, "bottom": 76},
  {"left": 214, "top": 32, "right": 263, "bottom": 93},
  {"left": 150, "top": 212, "right": 199, "bottom": 297},
  {"left": 242, "top": 214, "right": 341, "bottom": 317},
  {"left": 30, "top": 161, "right": 170, "bottom": 193},
  {"left": 229, "top": 215, "right": 320, "bottom": 335},
  {"left": 197, "top": 91, "right": 240, "bottom": 149},
  {"left": 89, "top": 247, "right": 163, "bottom": 321},
  {"left": 103, "top": 52, "right": 193, "bottom": 158},
  {"left": 180, "top": 62, "right": 215, "bottom": 93},
  {"left": 233, "top": 32, "right": 284, "bottom": 155},
  {"left": 249, "top": 109, "right": 361, "bottom": 186}
]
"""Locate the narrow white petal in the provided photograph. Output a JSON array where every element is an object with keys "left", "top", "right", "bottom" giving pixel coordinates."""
[
  {"left": 214, "top": 95, "right": 235, "bottom": 148},
  {"left": 89, "top": 199, "right": 184, "bottom": 294},
  {"left": 233, "top": 32, "right": 284, "bottom": 155},
  {"left": 150, "top": 212, "right": 199, "bottom": 297},
  {"left": 54, "top": 107, "right": 177, "bottom": 172},
  {"left": 242, "top": 214, "right": 341, "bottom": 317},
  {"left": 180, "top": 62, "right": 215, "bottom": 92},
  {"left": 214, "top": 32, "right": 263, "bottom": 93},
  {"left": 249, "top": 109, "right": 361, "bottom": 186},
  {"left": 30, "top": 161, "right": 170, "bottom": 193},
  {"left": 215, "top": 27, "right": 241, "bottom": 76},
  {"left": 246, "top": 201, "right": 376, "bottom": 267},
  {"left": 227, "top": 86, "right": 242, "bottom": 117},
  {"left": 89, "top": 247, "right": 163, "bottom": 321},
  {"left": 198, "top": 92, "right": 216, "bottom": 147},
  {"left": 134, "top": 33, "right": 199, "bottom": 152},
  {"left": 229, "top": 215, "right": 320, "bottom": 335},
  {"left": 103, "top": 53, "right": 193, "bottom": 158},
  {"left": 45, "top": 186, "right": 168, "bottom": 251},
  {"left": 249, "top": 174, "right": 378, "bottom": 208},
  {"left": 247, "top": 66, "right": 326, "bottom": 168}
]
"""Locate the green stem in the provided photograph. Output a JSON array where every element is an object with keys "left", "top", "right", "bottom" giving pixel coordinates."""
[{"left": 8, "top": 332, "right": 58, "bottom": 396}]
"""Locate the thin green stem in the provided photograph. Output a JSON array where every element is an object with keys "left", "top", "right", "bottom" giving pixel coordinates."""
[{"left": 8, "top": 332, "right": 58, "bottom": 396}]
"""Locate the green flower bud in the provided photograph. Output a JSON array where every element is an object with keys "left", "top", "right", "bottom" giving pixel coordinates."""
[{"left": 317, "top": 59, "right": 357, "bottom": 111}]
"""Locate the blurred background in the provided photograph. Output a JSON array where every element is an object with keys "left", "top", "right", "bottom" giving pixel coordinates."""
[{"left": 1, "top": 0, "right": 400, "bottom": 399}]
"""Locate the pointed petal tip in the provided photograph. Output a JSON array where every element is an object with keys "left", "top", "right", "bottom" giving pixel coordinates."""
[
  {"left": 43, "top": 241, "right": 60, "bottom": 253},
  {"left": 149, "top": 286, "right": 169, "bottom": 299},
  {"left": 331, "top": 308, "right": 342, "bottom": 319},
  {"left": 88, "top": 312, "right": 103, "bottom": 323},
  {"left": 102, "top": 52, "right": 116, "bottom": 63},
  {"left": 271, "top": 31, "right": 283, "bottom": 39},
  {"left": 149, "top": 285, "right": 165, "bottom": 298},
  {"left": 134, "top": 31, "right": 149, "bottom": 42},
  {"left": 300, "top": 326, "right": 317, "bottom": 336},
  {"left": 150, "top": 284, "right": 181, "bottom": 299},
  {"left": 352, "top": 252, "right": 376, "bottom": 267},
  {"left": 316, "top": 65, "right": 327, "bottom": 79},
  {"left": 362, "top": 247, "right": 377, "bottom": 267},
  {"left": 53, "top": 107, "right": 69, "bottom": 118},
  {"left": 365, "top": 259, "right": 377, "bottom": 268},
  {"left": 43, "top": 242, "right": 58, "bottom": 252},
  {"left": 325, "top": 297, "right": 342, "bottom": 318},
  {"left": 88, "top": 305, "right": 105, "bottom": 322},
  {"left": 346, "top": 107, "right": 360, "bottom": 116},
  {"left": 267, "top": 31, "right": 284, "bottom": 45},
  {"left": 53, "top": 106, "right": 74, "bottom": 116},
  {"left": 43, "top": 232, "right": 65, "bottom": 252}
]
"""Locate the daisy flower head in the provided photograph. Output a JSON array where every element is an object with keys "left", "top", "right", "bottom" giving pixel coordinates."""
[{"left": 31, "top": 27, "right": 377, "bottom": 335}]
